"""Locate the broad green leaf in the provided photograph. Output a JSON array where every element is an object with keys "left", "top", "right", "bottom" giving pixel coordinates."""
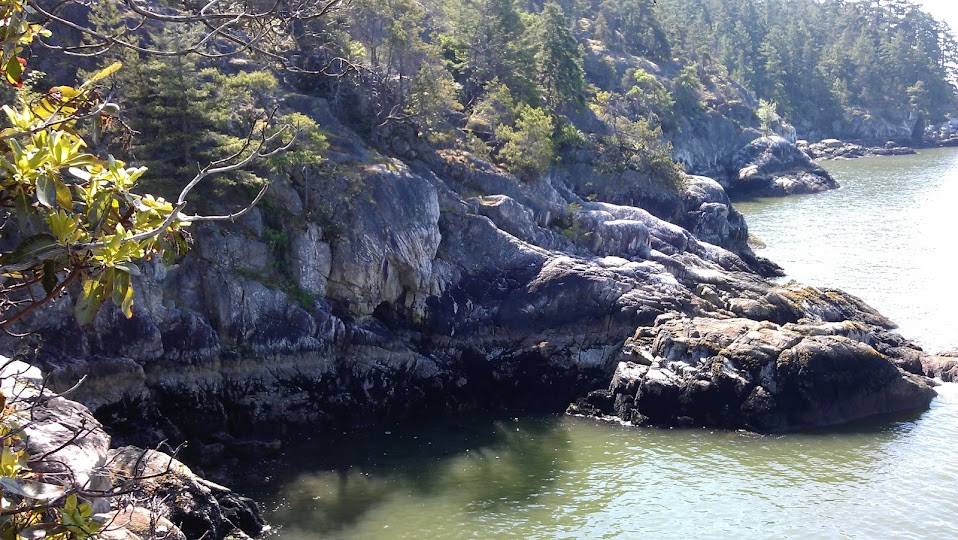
[
  {"left": 111, "top": 270, "right": 133, "bottom": 318},
  {"left": 4, "top": 56, "right": 23, "bottom": 87},
  {"left": 75, "top": 276, "right": 105, "bottom": 325},
  {"left": 35, "top": 174, "right": 56, "bottom": 208},
  {"left": 86, "top": 195, "right": 109, "bottom": 230},
  {"left": 41, "top": 259, "right": 57, "bottom": 294},
  {"left": 113, "top": 262, "right": 141, "bottom": 276},
  {"left": 67, "top": 167, "right": 92, "bottom": 182},
  {"left": 0, "top": 445, "right": 25, "bottom": 477},
  {"left": 55, "top": 177, "right": 72, "bottom": 209},
  {"left": 59, "top": 494, "right": 100, "bottom": 535},
  {"left": 2, "top": 233, "right": 58, "bottom": 266}
]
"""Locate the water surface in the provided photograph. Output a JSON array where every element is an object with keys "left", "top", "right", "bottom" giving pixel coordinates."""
[
  {"left": 257, "top": 148, "right": 958, "bottom": 539},
  {"left": 736, "top": 147, "right": 958, "bottom": 353}
]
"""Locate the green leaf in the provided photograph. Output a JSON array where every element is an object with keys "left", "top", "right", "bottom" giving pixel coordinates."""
[
  {"left": 67, "top": 167, "right": 92, "bottom": 182},
  {"left": 0, "top": 445, "right": 25, "bottom": 477},
  {"left": 59, "top": 494, "right": 100, "bottom": 535},
  {"left": 87, "top": 195, "right": 109, "bottom": 230},
  {"left": 4, "top": 56, "right": 23, "bottom": 87},
  {"left": 85, "top": 62, "right": 122, "bottom": 85},
  {"left": 55, "top": 178, "right": 72, "bottom": 209},
  {"left": 111, "top": 270, "right": 133, "bottom": 318},
  {"left": 35, "top": 174, "right": 57, "bottom": 208},
  {"left": 2, "top": 233, "right": 58, "bottom": 267},
  {"left": 75, "top": 276, "right": 105, "bottom": 325},
  {"left": 41, "top": 259, "right": 57, "bottom": 294},
  {"left": 113, "top": 261, "right": 141, "bottom": 276}
]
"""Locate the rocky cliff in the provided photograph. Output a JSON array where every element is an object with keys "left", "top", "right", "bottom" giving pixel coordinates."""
[{"left": 7, "top": 98, "right": 939, "bottom": 475}]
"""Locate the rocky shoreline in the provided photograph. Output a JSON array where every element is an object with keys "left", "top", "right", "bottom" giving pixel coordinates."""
[
  {"left": 800, "top": 138, "right": 918, "bottom": 160},
  {"left": 0, "top": 359, "right": 265, "bottom": 540},
  {"left": 4, "top": 99, "right": 952, "bottom": 537}
]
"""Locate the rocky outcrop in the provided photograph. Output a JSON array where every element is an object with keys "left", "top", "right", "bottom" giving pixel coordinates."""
[
  {"left": 800, "top": 139, "right": 916, "bottom": 160},
  {"left": 671, "top": 112, "right": 761, "bottom": 176},
  {"left": 727, "top": 136, "right": 838, "bottom": 196},
  {"left": 926, "top": 118, "right": 958, "bottom": 146},
  {"left": 832, "top": 108, "right": 920, "bottom": 144},
  {"left": 0, "top": 359, "right": 263, "bottom": 540},
  {"left": 923, "top": 351, "right": 958, "bottom": 382},
  {"left": 568, "top": 315, "right": 935, "bottom": 431},
  {"left": 6, "top": 96, "right": 940, "bottom": 479}
]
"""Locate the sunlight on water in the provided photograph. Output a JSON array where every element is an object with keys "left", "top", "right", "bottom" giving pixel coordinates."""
[
  {"left": 735, "top": 147, "right": 958, "bottom": 354},
  {"left": 257, "top": 149, "right": 958, "bottom": 539},
  {"left": 260, "top": 386, "right": 958, "bottom": 539}
]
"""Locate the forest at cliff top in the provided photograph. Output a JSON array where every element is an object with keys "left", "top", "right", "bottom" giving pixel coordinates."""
[{"left": 25, "top": 0, "right": 958, "bottom": 201}]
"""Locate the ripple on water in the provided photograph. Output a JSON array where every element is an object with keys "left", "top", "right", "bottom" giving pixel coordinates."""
[{"left": 259, "top": 150, "right": 958, "bottom": 539}]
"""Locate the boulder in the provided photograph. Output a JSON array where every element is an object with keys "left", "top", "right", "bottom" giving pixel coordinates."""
[
  {"left": 94, "top": 507, "right": 187, "bottom": 540},
  {"left": 923, "top": 351, "right": 958, "bottom": 382},
  {"left": 570, "top": 316, "right": 936, "bottom": 431},
  {"left": 0, "top": 358, "right": 264, "bottom": 540},
  {"left": 1, "top": 360, "right": 114, "bottom": 513},
  {"left": 104, "top": 447, "right": 266, "bottom": 540}
]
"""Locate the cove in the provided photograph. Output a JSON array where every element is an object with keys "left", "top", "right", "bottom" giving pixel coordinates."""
[{"left": 254, "top": 148, "right": 958, "bottom": 539}]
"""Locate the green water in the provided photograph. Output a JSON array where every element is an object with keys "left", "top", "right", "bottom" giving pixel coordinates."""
[{"left": 258, "top": 149, "right": 958, "bottom": 539}]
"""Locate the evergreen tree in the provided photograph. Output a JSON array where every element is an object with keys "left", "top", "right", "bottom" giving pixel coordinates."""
[
  {"left": 496, "top": 104, "right": 555, "bottom": 179},
  {"left": 453, "top": 0, "right": 538, "bottom": 103},
  {"left": 536, "top": 2, "right": 585, "bottom": 113}
]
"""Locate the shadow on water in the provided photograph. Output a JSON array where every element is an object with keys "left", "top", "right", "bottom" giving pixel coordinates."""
[{"left": 251, "top": 414, "right": 571, "bottom": 537}]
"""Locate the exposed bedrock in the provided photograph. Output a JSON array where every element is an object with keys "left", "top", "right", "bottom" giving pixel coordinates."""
[
  {"left": 0, "top": 360, "right": 262, "bottom": 540},
  {"left": 728, "top": 136, "right": 839, "bottom": 196},
  {"left": 9, "top": 135, "right": 939, "bottom": 462},
  {"left": 568, "top": 316, "right": 935, "bottom": 431}
]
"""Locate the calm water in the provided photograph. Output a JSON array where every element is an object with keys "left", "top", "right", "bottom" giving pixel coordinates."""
[
  {"left": 258, "top": 149, "right": 958, "bottom": 539},
  {"left": 736, "top": 147, "right": 958, "bottom": 354}
]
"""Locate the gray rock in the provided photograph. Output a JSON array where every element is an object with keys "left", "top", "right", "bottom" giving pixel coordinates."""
[
  {"left": 571, "top": 316, "right": 936, "bottom": 431},
  {"left": 94, "top": 507, "right": 187, "bottom": 540},
  {"left": 471, "top": 194, "right": 540, "bottom": 244},
  {"left": 730, "top": 136, "right": 838, "bottom": 196},
  {"left": 105, "top": 447, "right": 266, "bottom": 540},
  {"left": 326, "top": 161, "right": 441, "bottom": 316},
  {"left": 289, "top": 223, "right": 332, "bottom": 296},
  {"left": 923, "top": 355, "right": 958, "bottom": 382}
]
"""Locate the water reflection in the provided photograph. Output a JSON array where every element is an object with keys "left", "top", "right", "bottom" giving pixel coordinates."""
[
  {"left": 257, "top": 416, "right": 571, "bottom": 538},
  {"left": 734, "top": 147, "right": 958, "bottom": 354},
  {"left": 258, "top": 395, "right": 958, "bottom": 539},
  {"left": 257, "top": 149, "right": 958, "bottom": 538}
]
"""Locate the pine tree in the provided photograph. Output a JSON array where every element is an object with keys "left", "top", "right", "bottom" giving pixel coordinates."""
[{"left": 536, "top": 2, "right": 585, "bottom": 113}]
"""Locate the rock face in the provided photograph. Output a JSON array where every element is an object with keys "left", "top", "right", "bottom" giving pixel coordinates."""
[
  {"left": 728, "top": 136, "right": 839, "bottom": 196},
  {"left": 0, "top": 359, "right": 263, "bottom": 540},
  {"left": 569, "top": 316, "right": 935, "bottom": 431},
  {"left": 671, "top": 111, "right": 761, "bottom": 177},
  {"left": 9, "top": 98, "right": 940, "bottom": 473},
  {"left": 832, "top": 108, "right": 920, "bottom": 144}
]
